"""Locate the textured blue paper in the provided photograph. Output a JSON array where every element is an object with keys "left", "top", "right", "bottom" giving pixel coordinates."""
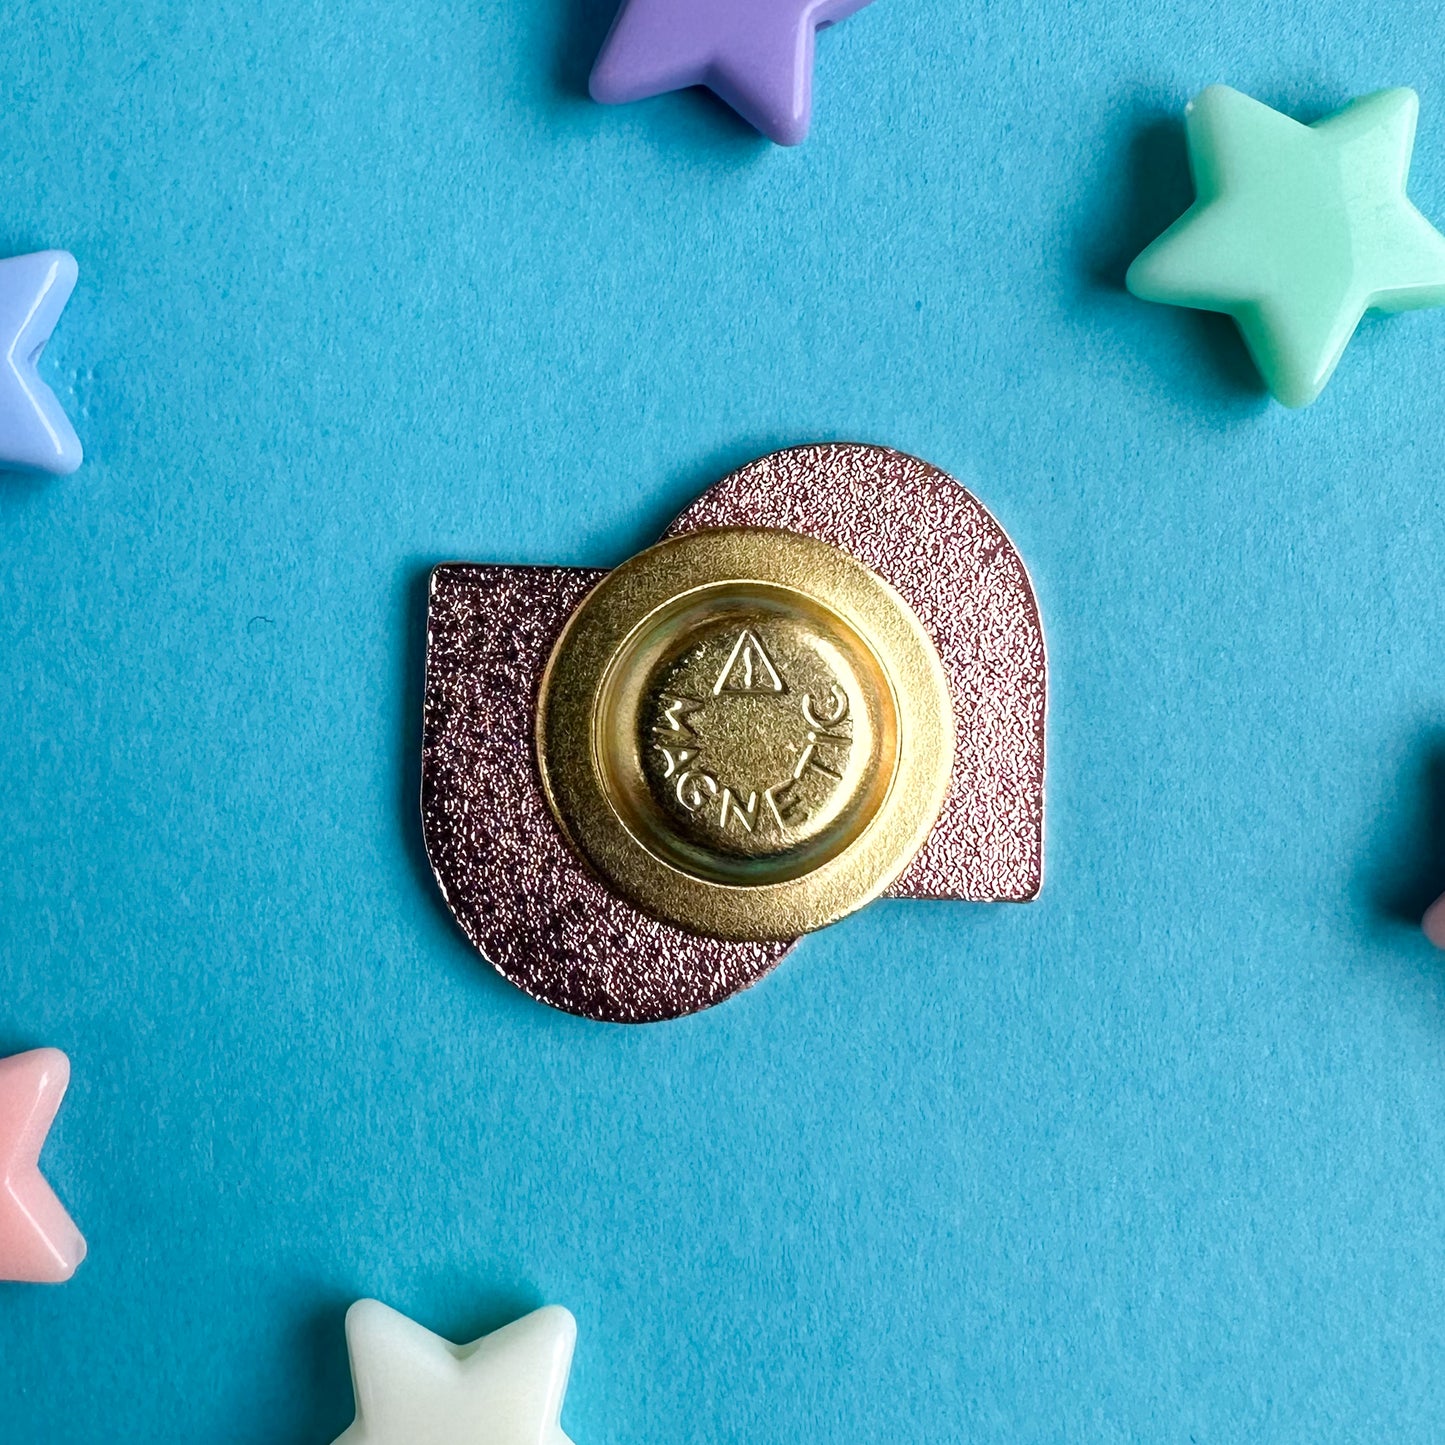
[{"left": 4, "top": 1, "right": 1445, "bottom": 1440}]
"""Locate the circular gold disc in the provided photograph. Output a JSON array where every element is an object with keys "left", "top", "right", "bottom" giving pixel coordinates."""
[{"left": 536, "top": 528, "right": 955, "bottom": 941}]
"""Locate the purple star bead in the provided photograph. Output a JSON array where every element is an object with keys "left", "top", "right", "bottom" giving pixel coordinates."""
[{"left": 589, "top": 0, "right": 875, "bottom": 146}]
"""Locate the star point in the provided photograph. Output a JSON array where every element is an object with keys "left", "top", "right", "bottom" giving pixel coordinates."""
[
  {"left": 589, "top": 0, "right": 875, "bottom": 146},
  {"left": 333, "top": 1300, "right": 578, "bottom": 1445},
  {"left": 0, "top": 1048, "right": 86, "bottom": 1284},
  {"left": 0, "top": 251, "right": 82, "bottom": 474},
  {"left": 1127, "top": 86, "right": 1445, "bottom": 407}
]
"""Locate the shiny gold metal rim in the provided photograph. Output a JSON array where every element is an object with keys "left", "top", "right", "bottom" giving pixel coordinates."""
[{"left": 536, "top": 528, "right": 955, "bottom": 941}]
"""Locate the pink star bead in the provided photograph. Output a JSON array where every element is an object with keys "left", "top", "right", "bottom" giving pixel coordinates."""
[
  {"left": 0, "top": 1049, "right": 86, "bottom": 1283},
  {"left": 1425, "top": 893, "right": 1445, "bottom": 951}
]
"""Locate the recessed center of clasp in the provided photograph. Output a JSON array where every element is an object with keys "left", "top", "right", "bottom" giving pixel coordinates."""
[{"left": 594, "top": 585, "right": 896, "bottom": 887}]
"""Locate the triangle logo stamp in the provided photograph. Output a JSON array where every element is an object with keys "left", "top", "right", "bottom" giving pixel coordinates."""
[{"left": 713, "top": 629, "right": 786, "bottom": 695}]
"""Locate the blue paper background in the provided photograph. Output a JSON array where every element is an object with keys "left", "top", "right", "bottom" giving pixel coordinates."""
[{"left": 4, "top": 0, "right": 1445, "bottom": 1439}]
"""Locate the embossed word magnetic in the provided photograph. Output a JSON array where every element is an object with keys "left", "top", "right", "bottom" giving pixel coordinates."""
[{"left": 420, "top": 444, "right": 1047, "bottom": 1022}]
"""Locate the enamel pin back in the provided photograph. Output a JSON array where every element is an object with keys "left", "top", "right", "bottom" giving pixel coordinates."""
[{"left": 421, "top": 443, "right": 1046, "bottom": 1022}]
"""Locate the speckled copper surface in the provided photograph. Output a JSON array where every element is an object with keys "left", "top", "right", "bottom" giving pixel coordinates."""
[
  {"left": 669, "top": 444, "right": 1046, "bottom": 901},
  {"left": 421, "top": 443, "right": 1045, "bottom": 1023},
  {"left": 422, "top": 565, "right": 795, "bottom": 1023}
]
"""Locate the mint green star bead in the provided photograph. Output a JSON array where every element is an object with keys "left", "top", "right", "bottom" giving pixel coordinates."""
[{"left": 1127, "top": 86, "right": 1445, "bottom": 408}]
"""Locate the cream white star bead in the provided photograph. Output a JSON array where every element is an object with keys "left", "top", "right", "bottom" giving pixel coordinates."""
[{"left": 331, "top": 1300, "right": 578, "bottom": 1445}]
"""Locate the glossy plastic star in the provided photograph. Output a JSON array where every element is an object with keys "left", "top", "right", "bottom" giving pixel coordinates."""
[
  {"left": 332, "top": 1301, "right": 577, "bottom": 1445},
  {"left": 1127, "top": 87, "right": 1445, "bottom": 407},
  {"left": 1425, "top": 891, "right": 1445, "bottom": 950},
  {"left": 0, "top": 1048, "right": 86, "bottom": 1283},
  {"left": 589, "top": 0, "right": 875, "bottom": 146},
  {"left": 0, "top": 251, "right": 82, "bottom": 473}
]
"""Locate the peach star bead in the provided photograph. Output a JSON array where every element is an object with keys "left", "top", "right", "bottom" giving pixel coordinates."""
[{"left": 0, "top": 1048, "right": 86, "bottom": 1283}]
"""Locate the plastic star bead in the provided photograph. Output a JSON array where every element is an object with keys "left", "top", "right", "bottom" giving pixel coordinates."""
[
  {"left": 1425, "top": 892, "right": 1445, "bottom": 950},
  {"left": 589, "top": 0, "right": 875, "bottom": 146},
  {"left": 332, "top": 1301, "right": 577, "bottom": 1445},
  {"left": 0, "top": 1048, "right": 86, "bottom": 1283},
  {"left": 0, "top": 251, "right": 82, "bottom": 474},
  {"left": 1127, "top": 87, "right": 1445, "bottom": 408}
]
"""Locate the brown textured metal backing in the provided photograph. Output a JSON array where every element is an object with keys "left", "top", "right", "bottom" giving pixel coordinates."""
[
  {"left": 420, "top": 443, "right": 1045, "bottom": 1022},
  {"left": 421, "top": 565, "right": 793, "bottom": 1023}
]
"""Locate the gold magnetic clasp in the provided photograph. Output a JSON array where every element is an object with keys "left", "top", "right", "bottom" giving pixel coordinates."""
[{"left": 536, "top": 527, "right": 955, "bottom": 940}]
